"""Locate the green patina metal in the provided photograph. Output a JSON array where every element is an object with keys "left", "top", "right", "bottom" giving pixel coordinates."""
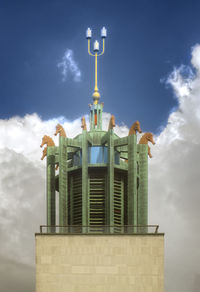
[
  {"left": 47, "top": 147, "right": 56, "bottom": 233},
  {"left": 42, "top": 29, "right": 153, "bottom": 234},
  {"left": 107, "top": 129, "right": 114, "bottom": 233},
  {"left": 59, "top": 136, "right": 68, "bottom": 231},
  {"left": 137, "top": 144, "right": 148, "bottom": 231},
  {"left": 44, "top": 102, "right": 151, "bottom": 234},
  {"left": 128, "top": 134, "right": 137, "bottom": 233}
]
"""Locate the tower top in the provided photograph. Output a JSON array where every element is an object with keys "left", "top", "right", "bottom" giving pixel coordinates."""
[{"left": 86, "top": 27, "right": 107, "bottom": 105}]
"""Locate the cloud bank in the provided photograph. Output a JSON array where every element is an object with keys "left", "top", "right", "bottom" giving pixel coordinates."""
[
  {"left": 1, "top": 44, "right": 200, "bottom": 291},
  {"left": 149, "top": 43, "right": 200, "bottom": 292},
  {"left": 57, "top": 49, "right": 81, "bottom": 82}
]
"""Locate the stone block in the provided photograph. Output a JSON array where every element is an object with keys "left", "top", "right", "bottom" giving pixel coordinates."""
[{"left": 35, "top": 234, "right": 164, "bottom": 292}]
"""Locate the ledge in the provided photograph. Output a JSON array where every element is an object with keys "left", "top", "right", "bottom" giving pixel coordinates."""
[{"left": 35, "top": 232, "right": 165, "bottom": 236}]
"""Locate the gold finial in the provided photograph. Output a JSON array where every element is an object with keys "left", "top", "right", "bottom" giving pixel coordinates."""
[{"left": 86, "top": 27, "right": 107, "bottom": 104}]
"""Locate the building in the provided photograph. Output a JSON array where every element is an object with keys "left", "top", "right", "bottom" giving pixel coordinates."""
[{"left": 35, "top": 27, "right": 164, "bottom": 292}]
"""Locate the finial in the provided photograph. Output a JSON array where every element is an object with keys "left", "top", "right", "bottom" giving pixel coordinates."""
[{"left": 86, "top": 27, "right": 107, "bottom": 104}]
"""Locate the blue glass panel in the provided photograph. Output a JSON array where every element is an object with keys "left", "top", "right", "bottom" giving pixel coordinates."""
[
  {"left": 89, "top": 146, "right": 107, "bottom": 163},
  {"left": 103, "top": 147, "right": 108, "bottom": 163},
  {"left": 72, "top": 146, "right": 120, "bottom": 166}
]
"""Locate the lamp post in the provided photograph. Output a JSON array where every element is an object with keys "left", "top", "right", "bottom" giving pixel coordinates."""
[{"left": 86, "top": 27, "right": 107, "bottom": 104}]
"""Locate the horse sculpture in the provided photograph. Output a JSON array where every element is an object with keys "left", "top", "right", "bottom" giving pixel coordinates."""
[
  {"left": 129, "top": 120, "right": 142, "bottom": 135},
  {"left": 81, "top": 116, "right": 87, "bottom": 131},
  {"left": 108, "top": 115, "right": 115, "bottom": 130},
  {"left": 40, "top": 135, "right": 55, "bottom": 148},
  {"left": 54, "top": 124, "right": 66, "bottom": 137},
  {"left": 40, "top": 136, "right": 59, "bottom": 169},
  {"left": 139, "top": 132, "right": 155, "bottom": 158}
]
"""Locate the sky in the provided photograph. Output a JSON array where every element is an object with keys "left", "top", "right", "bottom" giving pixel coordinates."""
[{"left": 0, "top": 0, "right": 200, "bottom": 291}]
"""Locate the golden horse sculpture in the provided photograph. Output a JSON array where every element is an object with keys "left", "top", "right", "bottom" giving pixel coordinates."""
[
  {"left": 40, "top": 135, "right": 55, "bottom": 148},
  {"left": 139, "top": 132, "right": 155, "bottom": 158},
  {"left": 108, "top": 115, "right": 115, "bottom": 130},
  {"left": 54, "top": 124, "right": 67, "bottom": 137},
  {"left": 81, "top": 117, "right": 87, "bottom": 131},
  {"left": 40, "top": 135, "right": 58, "bottom": 168},
  {"left": 54, "top": 124, "right": 67, "bottom": 170},
  {"left": 129, "top": 120, "right": 142, "bottom": 135}
]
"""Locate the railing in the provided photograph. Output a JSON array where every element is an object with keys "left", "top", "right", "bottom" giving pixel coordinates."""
[{"left": 39, "top": 225, "right": 159, "bottom": 234}]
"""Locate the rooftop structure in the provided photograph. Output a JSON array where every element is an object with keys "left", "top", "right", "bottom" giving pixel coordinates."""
[
  {"left": 36, "top": 28, "right": 163, "bottom": 292},
  {"left": 40, "top": 27, "right": 156, "bottom": 234}
]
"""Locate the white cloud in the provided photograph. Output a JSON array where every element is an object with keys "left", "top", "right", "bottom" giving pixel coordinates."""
[
  {"left": 1, "top": 44, "right": 200, "bottom": 291},
  {"left": 57, "top": 49, "right": 81, "bottom": 82},
  {"left": 165, "top": 64, "right": 194, "bottom": 98},
  {"left": 149, "top": 43, "right": 200, "bottom": 292}
]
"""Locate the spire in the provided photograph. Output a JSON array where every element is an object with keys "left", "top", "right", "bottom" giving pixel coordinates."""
[
  {"left": 86, "top": 27, "right": 107, "bottom": 105},
  {"left": 86, "top": 27, "right": 107, "bottom": 131}
]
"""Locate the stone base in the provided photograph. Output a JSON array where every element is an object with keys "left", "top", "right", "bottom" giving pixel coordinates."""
[{"left": 35, "top": 234, "right": 164, "bottom": 292}]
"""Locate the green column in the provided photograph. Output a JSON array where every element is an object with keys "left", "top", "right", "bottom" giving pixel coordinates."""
[
  {"left": 137, "top": 144, "right": 148, "bottom": 231},
  {"left": 70, "top": 175, "right": 73, "bottom": 232},
  {"left": 107, "top": 130, "right": 114, "bottom": 233},
  {"left": 59, "top": 136, "right": 68, "bottom": 232},
  {"left": 128, "top": 134, "right": 137, "bottom": 232},
  {"left": 82, "top": 130, "right": 88, "bottom": 233},
  {"left": 47, "top": 147, "right": 56, "bottom": 233}
]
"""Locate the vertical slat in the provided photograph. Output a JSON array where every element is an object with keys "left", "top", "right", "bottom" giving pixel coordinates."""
[
  {"left": 137, "top": 144, "right": 148, "bottom": 230},
  {"left": 47, "top": 147, "right": 56, "bottom": 232},
  {"left": 59, "top": 136, "right": 68, "bottom": 231},
  {"left": 128, "top": 134, "right": 137, "bottom": 232},
  {"left": 69, "top": 175, "right": 73, "bottom": 231},
  {"left": 82, "top": 130, "right": 88, "bottom": 233},
  {"left": 107, "top": 130, "right": 114, "bottom": 233}
]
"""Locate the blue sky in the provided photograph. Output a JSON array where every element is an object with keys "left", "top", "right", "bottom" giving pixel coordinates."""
[{"left": 1, "top": 0, "right": 200, "bottom": 132}]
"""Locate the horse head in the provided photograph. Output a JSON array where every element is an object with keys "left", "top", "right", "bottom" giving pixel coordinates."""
[
  {"left": 146, "top": 132, "right": 155, "bottom": 145},
  {"left": 40, "top": 135, "right": 48, "bottom": 147},
  {"left": 129, "top": 120, "right": 142, "bottom": 135},
  {"left": 135, "top": 121, "right": 142, "bottom": 133},
  {"left": 55, "top": 124, "right": 62, "bottom": 136},
  {"left": 40, "top": 135, "right": 55, "bottom": 147}
]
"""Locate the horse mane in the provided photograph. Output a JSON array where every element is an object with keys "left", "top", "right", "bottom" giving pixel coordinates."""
[
  {"left": 108, "top": 115, "right": 115, "bottom": 130},
  {"left": 81, "top": 117, "right": 87, "bottom": 131},
  {"left": 129, "top": 120, "right": 142, "bottom": 136}
]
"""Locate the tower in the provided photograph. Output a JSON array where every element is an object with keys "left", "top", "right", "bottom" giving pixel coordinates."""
[{"left": 36, "top": 27, "right": 164, "bottom": 292}]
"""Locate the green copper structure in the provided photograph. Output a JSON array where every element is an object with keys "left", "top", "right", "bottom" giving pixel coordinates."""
[{"left": 40, "top": 27, "right": 155, "bottom": 234}]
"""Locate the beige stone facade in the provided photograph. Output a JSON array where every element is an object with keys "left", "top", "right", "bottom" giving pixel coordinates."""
[{"left": 35, "top": 234, "right": 164, "bottom": 292}]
